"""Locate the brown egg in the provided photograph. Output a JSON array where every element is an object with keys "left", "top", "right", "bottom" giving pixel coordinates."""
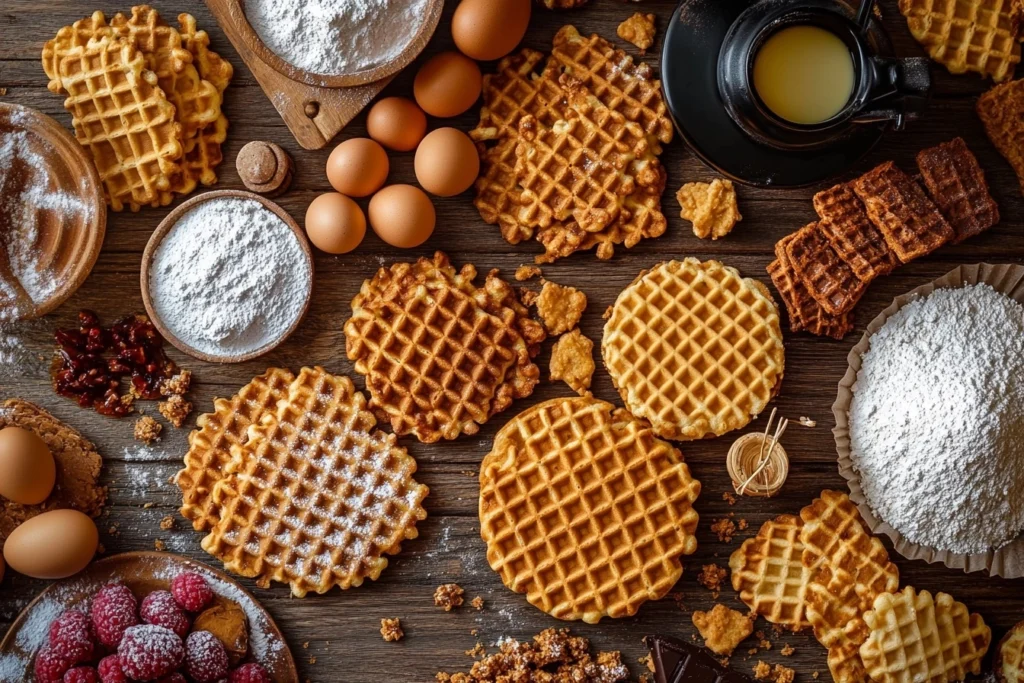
[
  {"left": 4, "top": 509, "right": 98, "bottom": 580},
  {"left": 368, "top": 185, "right": 436, "bottom": 248},
  {"left": 415, "top": 128, "right": 480, "bottom": 197},
  {"left": 0, "top": 426, "right": 55, "bottom": 505},
  {"left": 413, "top": 52, "right": 482, "bottom": 118},
  {"left": 452, "top": 0, "right": 531, "bottom": 61},
  {"left": 305, "top": 193, "right": 366, "bottom": 255},
  {"left": 326, "top": 138, "right": 390, "bottom": 197},
  {"left": 367, "top": 97, "right": 428, "bottom": 152}
]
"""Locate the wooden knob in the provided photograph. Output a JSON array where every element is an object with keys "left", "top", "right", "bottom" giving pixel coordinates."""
[{"left": 236, "top": 141, "right": 294, "bottom": 197}]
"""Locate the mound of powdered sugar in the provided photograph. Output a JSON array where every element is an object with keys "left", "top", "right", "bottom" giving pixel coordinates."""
[{"left": 848, "top": 284, "right": 1024, "bottom": 555}]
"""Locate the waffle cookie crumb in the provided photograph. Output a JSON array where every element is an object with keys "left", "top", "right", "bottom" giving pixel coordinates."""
[
  {"left": 535, "top": 281, "right": 588, "bottom": 335},
  {"left": 434, "top": 584, "right": 465, "bottom": 611},
  {"left": 697, "top": 563, "right": 728, "bottom": 598},
  {"left": 677, "top": 179, "right": 742, "bottom": 240},
  {"left": 693, "top": 604, "right": 755, "bottom": 656},
  {"left": 515, "top": 265, "right": 542, "bottom": 281},
  {"left": 134, "top": 415, "right": 162, "bottom": 444},
  {"left": 617, "top": 13, "right": 656, "bottom": 53},
  {"left": 158, "top": 394, "right": 192, "bottom": 428},
  {"left": 380, "top": 618, "right": 404, "bottom": 642},
  {"left": 754, "top": 662, "right": 796, "bottom": 683},
  {"left": 549, "top": 328, "right": 595, "bottom": 396}
]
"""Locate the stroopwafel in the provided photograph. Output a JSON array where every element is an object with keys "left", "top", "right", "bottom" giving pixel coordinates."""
[
  {"left": 813, "top": 182, "right": 899, "bottom": 281},
  {"left": 916, "top": 137, "right": 1000, "bottom": 243}
]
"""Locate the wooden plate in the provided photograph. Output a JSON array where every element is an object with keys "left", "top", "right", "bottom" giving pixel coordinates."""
[
  {"left": 223, "top": 0, "right": 444, "bottom": 88},
  {"left": 0, "top": 552, "right": 298, "bottom": 682},
  {"left": 140, "top": 190, "right": 313, "bottom": 364},
  {"left": 0, "top": 103, "right": 106, "bottom": 320}
]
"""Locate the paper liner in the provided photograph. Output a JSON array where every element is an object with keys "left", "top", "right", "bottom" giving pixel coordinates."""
[{"left": 832, "top": 263, "right": 1024, "bottom": 578}]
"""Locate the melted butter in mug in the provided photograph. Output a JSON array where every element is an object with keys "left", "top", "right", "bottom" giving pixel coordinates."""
[{"left": 752, "top": 24, "right": 856, "bottom": 125}]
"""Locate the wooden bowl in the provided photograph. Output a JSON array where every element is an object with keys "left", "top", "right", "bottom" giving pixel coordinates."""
[
  {"left": 140, "top": 190, "right": 313, "bottom": 364},
  {"left": 0, "top": 552, "right": 299, "bottom": 682},
  {"left": 0, "top": 103, "right": 106, "bottom": 321},
  {"left": 222, "top": 0, "right": 445, "bottom": 88}
]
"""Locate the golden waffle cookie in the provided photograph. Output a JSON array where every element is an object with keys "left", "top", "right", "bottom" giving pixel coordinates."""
[
  {"left": 766, "top": 255, "right": 854, "bottom": 340},
  {"left": 201, "top": 367, "right": 429, "bottom": 597},
  {"left": 978, "top": 78, "right": 1024, "bottom": 196},
  {"left": 899, "top": 0, "right": 1022, "bottom": 81},
  {"left": 178, "top": 13, "right": 233, "bottom": 93},
  {"left": 729, "top": 515, "right": 819, "bottom": 631},
  {"left": 344, "top": 252, "right": 545, "bottom": 443},
  {"left": 603, "top": 259, "right": 785, "bottom": 441},
  {"left": 813, "top": 182, "right": 899, "bottom": 281},
  {"left": 828, "top": 627, "right": 874, "bottom": 683},
  {"left": 781, "top": 223, "right": 869, "bottom": 317},
  {"left": 916, "top": 137, "right": 1000, "bottom": 242},
  {"left": 860, "top": 586, "right": 991, "bottom": 683},
  {"left": 41, "top": 11, "right": 116, "bottom": 94},
  {"left": 853, "top": 161, "right": 956, "bottom": 262},
  {"left": 996, "top": 620, "right": 1024, "bottom": 683},
  {"left": 479, "top": 396, "right": 701, "bottom": 623},
  {"left": 176, "top": 368, "right": 295, "bottom": 532}
]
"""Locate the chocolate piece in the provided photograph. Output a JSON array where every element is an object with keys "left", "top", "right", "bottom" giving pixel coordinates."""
[{"left": 644, "top": 634, "right": 752, "bottom": 683}]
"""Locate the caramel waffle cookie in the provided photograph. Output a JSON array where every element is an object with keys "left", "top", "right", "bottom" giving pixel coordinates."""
[
  {"left": 917, "top": 137, "right": 1000, "bottom": 243},
  {"left": 996, "top": 620, "right": 1024, "bottom": 683},
  {"left": 41, "top": 11, "right": 116, "bottom": 94},
  {"left": 176, "top": 368, "right": 295, "bottom": 532},
  {"left": 813, "top": 182, "right": 899, "bottom": 281},
  {"left": 899, "top": 0, "right": 1022, "bottom": 82},
  {"left": 479, "top": 396, "right": 700, "bottom": 623},
  {"left": 766, "top": 255, "right": 854, "bottom": 340},
  {"left": 978, "top": 78, "right": 1024, "bottom": 196},
  {"left": 859, "top": 586, "right": 991, "bottom": 683},
  {"left": 602, "top": 259, "right": 785, "bottom": 441},
  {"left": 853, "top": 161, "right": 956, "bottom": 262},
  {"left": 344, "top": 252, "right": 545, "bottom": 443},
  {"left": 781, "top": 223, "right": 868, "bottom": 317},
  {"left": 201, "top": 367, "right": 428, "bottom": 597}
]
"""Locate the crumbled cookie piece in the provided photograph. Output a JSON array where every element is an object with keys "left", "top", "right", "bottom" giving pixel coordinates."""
[
  {"left": 723, "top": 491, "right": 737, "bottom": 505},
  {"left": 677, "top": 179, "right": 743, "bottom": 240},
  {"left": 711, "top": 517, "right": 738, "bottom": 543},
  {"left": 549, "top": 328, "right": 595, "bottom": 396},
  {"left": 158, "top": 394, "right": 192, "bottom": 428},
  {"left": 159, "top": 515, "right": 175, "bottom": 531},
  {"left": 380, "top": 618, "right": 404, "bottom": 642},
  {"left": 161, "top": 369, "right": 192, "bottom": 396},
  {"left": 780, "top": 644, "right": 795, "bottom": 657},
  {"left": 753, "top": 662, "right": 796, "bottom": 683},
  {"left": 154, "top": 539, "right": 166, "bottom": 551},
  {"left": 465, "top": 642, "right": 486, "bottom": 658},
  {"left": 692, "top": 604, "right": 754, "bottom": 656},
  {"left": 534, "top": 281, "right": 588, "bottom": 335},
  {"left": 617, "top": 12, "right": 657, "bottom": 53},
  {"left": 515, "top": 265, "right": 542, "bottom": 281},
  {"left": 536, "top": 0, "right": 590, "bottom": 8},
  {"left": 697, "top": 563, "right": 728, "bottom": 599},
  {"left": 134, "top": 415, "right": 162, "bottom": 444},
  {"left": 471, "top": 596, "right": 484, "bottom": 611},
  {"left": 434, "top": 583, "right": 465, "bottom": 611}
]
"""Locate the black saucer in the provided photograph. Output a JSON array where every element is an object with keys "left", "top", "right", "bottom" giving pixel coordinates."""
[{"left": 661, "top": 0, "right": 897, "bottom": 188}]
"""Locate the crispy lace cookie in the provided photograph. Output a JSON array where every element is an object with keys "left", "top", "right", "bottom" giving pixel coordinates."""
[
  {"left": 345, "top": 252, "right": 545, "bottom": 443},
  {"left": 978, "top": 78, "right": 1024, "bottom": 196},
  {"left": 767, "top": 254, "right": 854, "bottom": 340},
  {"left": 176, "top": 368, "right": 295, "bottom": 532},
  {"left": 42, "top": 11, "right": 118, "bottom": 93},
  {"left": 997, "top": 621, "right": 1024, "bottom": 683},
  {"left": 479, "top": 396, "right": 701, "bottom": 623},
  {"left": 201, "top": 367, "right": 428, "bottom": 597},
  {"left": 549, "top": 328, "right": 595, "bottom": 396},
  {"left": 860, "top": 587, "right": 991, "bottom": 683},
  {"left": 0, "top": 399, "right": 106, "bottom": 543},
  {"left": 677, "top": 179, "right": 743, "bottom": 240},
  {"left": 813, "top": 182, "right": 898, "bottom": 281},
  {"left": 730, "top": 515, "right": 819, "bottom": 631},
  {"left": 603, "top": 259, "right": 785, "bottom": 441},
  {"left": 899, "top": 0, "right": 1022, "bottom": 81},
  {"left": 916, "top": 137, "right": 999, "bottom": 243}
]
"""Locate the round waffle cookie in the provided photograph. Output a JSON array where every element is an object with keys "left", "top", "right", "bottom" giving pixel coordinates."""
[
  {"left": 602, "top": 258, "right": 785, "bottom": 441},
  {"left": 479, "top": 396, "right": 701, "bottom": 623}
]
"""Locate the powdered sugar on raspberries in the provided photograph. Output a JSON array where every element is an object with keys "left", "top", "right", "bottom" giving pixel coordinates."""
[
  {"left": 228, "top": 663, "right": 272, "bottom": 683},
  {"left": 185, "top": 630, "right": 229, "bottom": 681},
  {"left": 171, "top": 572, "right": 213, "bottom": 612},
  {"left": 62, "top": 666, "right": 99, "bottom": 683},
  {"left": 97, "top": 655, "right": 128, "bottom": 683},
  {"left": 34, "top": 646, "right": 72, "bottom": 683},
  {"left": 90, "top": 584, "right": 138, "bottom": 649},
  {"left": 117, "top": 625, "right": 184, "bottom": 680},
  {"left": 49, "top": 611, "right": 94, "bottom": 664},
  {"left": 140, "top": 591, "right": 190, "bottom": 638}
]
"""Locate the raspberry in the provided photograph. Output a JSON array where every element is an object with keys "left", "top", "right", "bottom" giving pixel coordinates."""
[
  {"left": 155, "top": 675, "right": 187, "bottom": 683},
  {"left": 117, "top": 624, "right": 185, "bottom": 681},
  {"left": 91, "top": 583, "right": 138, "bottom": 648},
  {"left": 140, "top": 590, "right": 190, "bottom": 638},
  {"left": 171, "top": 572, "right": 213, "bottom": 612},
  {"left": 97, "top": 655, "right": 128, "bottom": 683},
  {"left": 49, "top": 610, "right": 95, "bottom": 664},
  {"left": 63, "top": 667, "right": 99, "bottom": 683},
  {"left": 34, "top": 646, "right": 73, "bottom": 683},
  {"left": 228, "top": 663, "right": 271, "bottom": 683},
  {"left": 185, "top": 631, "right": 229, "bottom": 682}
]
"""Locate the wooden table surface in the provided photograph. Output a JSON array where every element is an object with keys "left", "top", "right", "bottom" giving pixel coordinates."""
[{"left": 2, "top": 1, "right": 1023, "bottom": 681}]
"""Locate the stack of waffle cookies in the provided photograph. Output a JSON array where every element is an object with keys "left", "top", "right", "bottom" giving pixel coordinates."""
[
  {"left": 730, "top": 491, "right": 991, "bottom": 683},
  {"left": 42, "top": 5, "right": 231, "bottom": 211},
  {"left": 768, "top": 137, "right": 999, "bottom": 339},
  {"left": 471, "top": 26, "right": 673, "bottom": 263},
  {"left": 176, "top": 366, "right": 428, "bottom": 597}
]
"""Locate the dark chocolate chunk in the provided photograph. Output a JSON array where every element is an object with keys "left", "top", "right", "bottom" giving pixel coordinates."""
[{"left": 644, "top": 634, "right": 752, "bottom": 683}]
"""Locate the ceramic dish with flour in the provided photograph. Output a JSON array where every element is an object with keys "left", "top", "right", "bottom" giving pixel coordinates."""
[{"left": 141, "top": 190, "right": 313, "bottom": 364}]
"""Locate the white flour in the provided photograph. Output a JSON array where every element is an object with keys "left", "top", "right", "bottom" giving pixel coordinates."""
[
  {"left": 245, "top": 0, "right": 429, "bottom": 76},
  {"left": 848, "top": 284, "right": 1024, "bottom": 554},
  {"left": 148, "top": 198, "right": 310, "bottom": 358}
]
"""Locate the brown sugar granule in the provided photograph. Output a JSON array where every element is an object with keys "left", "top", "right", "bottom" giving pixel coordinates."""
[
  {"left": 692, "top": 604, "right": 754, "bottom": 656},
  {"left": 434, "top": 583, "right": 465, "bottom": 611},
  {"left": 711, "top": 517, "right": 738, "bottom": 543},
  {"left": 698, "top": 563, "right": 728, "bottom": 598},
  {"left": 535, "top": 281, "right": 588, "bottom": 335},
  {"left": 723, "top": 491, "right": 737, "bottom": 505},
  {"left": 133, "top": 415, "right": 162, "bottom": 444},
  {"left": 780, "top": 644, "right": 795, "bottom": 657},
  {"left": 465, "top": 643, "right": 486, "bottom": 658},
  {"left": 471, "top": 596, "right": 484, "bottom": 611},
  {"left": 753, "top": 662, "right": 795, "bottom": 683},
  {"left": 161, "top": 369, "right": 192, "bottom": 396},
  {"left": 738, "top": 519, "right": 749, "bottom": 531},
  {"left": 158, "top": 394, "right": 192, "bottom": 428},
  {"left": 159, "top": 515, "right": 175, "bottom": 531},
  {"left": 380, "top": 618, "right": 404, "bottom": 642},
  {"left": 617, "top": 12, "right": 657, "bottom": 53},
  {"left": 515, "top": 265, "right": 542, "bottom": 281}
]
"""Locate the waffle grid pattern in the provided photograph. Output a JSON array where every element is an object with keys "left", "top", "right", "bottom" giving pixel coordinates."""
[
  {"left": 782, "top": 223, "right": 868, "bottom": 317},
  {"left": 814, "top": 183, "right": 899, "bottom": 281},
  {"left": 978, "top": 78, "right": 1024, "bottom": 196},
  {"left": 767, "top": 251, "right": 853, "bottom": 341},
  {"left": 996, "top": 622, "right": 1024, "bottom": 683},
  {"left": 916, "top": 137, "right": 1000, "bottom": 242}
]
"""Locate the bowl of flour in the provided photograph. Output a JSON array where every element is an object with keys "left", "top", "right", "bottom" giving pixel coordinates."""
[
  {"left": 833, "top": 263, "right": 1024, "bottom": 578},
  {"left": 141, "top": 190, "right": 313, "bottom": 363},
  {"left": 236, "top": 0, "right": 444, "bottom": 88}
]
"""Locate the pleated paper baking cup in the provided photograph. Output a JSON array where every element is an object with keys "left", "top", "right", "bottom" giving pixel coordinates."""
[{"left": 832, "top": 263, "right": 1024, "bottom": 578}]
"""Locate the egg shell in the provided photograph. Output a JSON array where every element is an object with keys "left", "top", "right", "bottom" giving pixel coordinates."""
[
  {"left": 305, "top": 193, "right": 367, "bottom": 255},
  {"left": 368, "top": 185, "right": 436, "bottom": 248},
  {"left": 4, "top": 509, "right": 98, "bottom": 580},
  {"left": 415, "top": 128, "right": 480, "bottom": 197},
  {"left": 413, "top": 52, "right": 482, "bottom": 118},
  {"left": 326, "top": 138, "right": 390, "bottom": 197},
  {"left": 452, "top": 0, "right": 531, "bottom": 62},
  {"left": 367, "top": 97, "right": 428, "bottom": 152},
  {"left": 0, "top": 426, "right": 56, "bottom": 505}
]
